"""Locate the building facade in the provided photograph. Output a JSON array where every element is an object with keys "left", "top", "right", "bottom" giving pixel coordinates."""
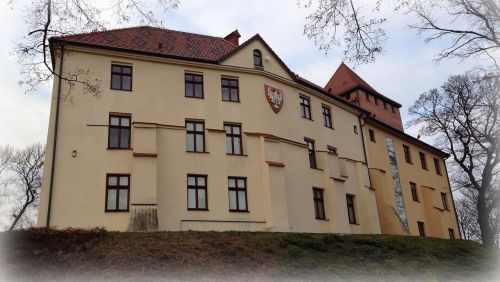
[{"left": 37, "top": 27, "right": 458, "bottom": 238}]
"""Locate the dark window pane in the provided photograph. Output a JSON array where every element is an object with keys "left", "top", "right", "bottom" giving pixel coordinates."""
[
  {"left": 194, "top": 84, "right": 203, "bottom": 97},
  {"left": 122, "top": 67, "right": 131, "bottom": 74},
  {"left": 185, "top": 83, "right": 193, "bottom": 97},
  {"left": 112, "top": 66, "right": 121, "bottom": 73},
  {"left": 230, "top": 89, "right": 238, "bottom": 101},
  {"left": 109, "top": 128, "right": 119, "bottom": 148},
  {"left": 122, "top": 76, "right": 131, "bottom": 90},
  {"left": 111, "top": 75, "right": 121, "bottom": 89},
  {"left": 185, "top": 74, "right": 193, "bottom": 81},
  {"left": 194, "top": 75, "right": 202, "bottom": 83},
  {"left": 120, "top": 129, "right": 130, "bottom": 148},
  {"left": 222, "top": 88, "right": 230, "bottom": 100},
  {"left": 222, "top": 79, "right": 229, "bottom": 86}
]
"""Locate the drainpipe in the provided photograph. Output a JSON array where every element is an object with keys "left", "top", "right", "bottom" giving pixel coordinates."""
[
  {"left": 443, "top": 156, "right": 462, "bottom": 240},
  {"left": 46, "top": 42, "right": 64, "bottom": 227},
  {"left": 358, "top": 113, "right": 372, "bottom": 188}
]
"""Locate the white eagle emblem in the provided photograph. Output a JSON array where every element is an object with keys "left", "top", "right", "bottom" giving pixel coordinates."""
[{"left": 264, "top": 85, "right": 284, "bottom": 113}]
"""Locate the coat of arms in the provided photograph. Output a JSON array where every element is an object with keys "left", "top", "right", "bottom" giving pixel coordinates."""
[{"left": 264, "top": 85, "right": 284, "bottom": 113}]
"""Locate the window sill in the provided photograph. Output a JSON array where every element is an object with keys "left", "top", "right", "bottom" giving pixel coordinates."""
[
  {"left": 254, "top": 65, "right": 264, "bottom": 70},
  {"left": 229, "top": 210, "right": 250, "bottom": 213},
  {"left": 227, "top": 153, "right": 248, "bottom": 157},
  {"left": 310, "top": 167, "right": 323, "bottom": 171},
  {"left": 315, "top": 217, "right": 329, "bottom": 221},
  {"left": 186, "top": 151, "right": 209, "bottom": 154},
  {"left": 349, "top": 222, "right": 360, "bottom": 225},
  {"left": 110, "top": 88, "right": 133, "bottom": 92},
  {"left": 324, "top": 126, "right": 334, "bottom": 130},
  {"left": 222, "top": 99, "right": 241, "bottom": 103},
  {"left": 107, "top": 147, "right": 133, "bottom": 150},
  {"left": 302, "top": 117, "right": 314, "bottom": 121},
  {"left": 187, "top": 208, "right": 209, "bottom": 211},
  {"left": 105, "top": 210, "right": 129, "bottom": 213},
  {"left": 185, "top": 96, "right": 205, "bottom": 99}
]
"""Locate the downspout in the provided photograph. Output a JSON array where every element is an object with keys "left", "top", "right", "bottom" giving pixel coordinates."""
[
  {"left": 358, "top": 114, "right": 372, "bottom": 187},
  {"left": 443, "top": 156, "right": 462, "bottom": 239},
  {"left": 46, "top": 42, "right": 64, "bottom": 227}
]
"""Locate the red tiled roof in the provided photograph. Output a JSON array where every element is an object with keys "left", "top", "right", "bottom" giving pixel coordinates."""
[
  {"left": 324, "top": 63, "right": 377, "bottom": 95},
  {"left": 324, "top": 63, "right": 401, "bottom": 107},
  {"left": 50, "top": 26, "right": 238, "bottom": 63}
]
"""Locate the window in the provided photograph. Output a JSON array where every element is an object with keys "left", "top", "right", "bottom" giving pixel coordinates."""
[
  {"left": 448, "top": 228, "right": 455, "bottom": 239},
  {"left": 410, "top": 182, "right": 419, "bottom": 202},
  {"left": 322, "top": 105, "right": 333, "bottom": 128},
  {"left": 419, "top": 152, "right": 428, "bottom": 170},
  {"left": 383, "top": 101, "right": 388, "bottom": 110},
  {"left": 111, "top": 64, "right": 132, "bottom": 91},
  {"left": 186, "top": 121, "right": 205, "bottom": 152},
  {"left": 392, "top": 106, "right": 396, "bottom": 113},
  {"left": 346, "top": 194, "right": 357, "bottom": 224},
  {"left": 185, "top": 73, "right": 204, "bottom": 98},
  {"left": 105, "top": 174, "right": 129, "bottom": 212},
  {"left": 253, "top": 49, "right": 262, "bottom": 66},
  {"left": 305, "top": 138, "right": 317, "bottom": 169},
  {"left": 300, "top": 96, "right": 312, "bottom": 120},
  {"left": 375, "top": 97, "right": 379, "bottom": 106},
  {"left": 108, "top": 114, "right": 131, "bottom": 149},
  {"left": 403, "top": 145, "right": 412, "bottom": 164},
  {"left": 221, "top": 78, "right": 239, "bottom": 102},
  {"left": 353, "top": 125, "right": 358, "bottom": 134},
  {"left": 313, "top": 188, "right": 326, "bottom": 220},
  {"left": 434, "top": 158, "right": 442, "bottom": 175},
  {"left": 225, "top": 123, "right": 242, "bottom": 155},
  {"left": 365, "top": 93, "right": 371, "bottom": 101},
  {"left": 228, "top": 177, "right": 247, "bottom": 212},
  {"left": 441, "top": 193, "right": 449, "bottom": 210},
  {"left": 327, "top": 145, "right": 338, "bottom": 155},
  {"left": 369, "top": 129, "right": 376, "bottom": 142},
  {"left": 187, "top": 175, "right": 208, "bottom": 210},
  {"left": 417, "top": 221, "right": 425, "bottom": 237}
]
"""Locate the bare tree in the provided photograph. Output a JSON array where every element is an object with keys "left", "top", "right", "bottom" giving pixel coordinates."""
[
  {"left": 2, "top": 144, "right": 45, "bottom": 231},
  {"left": 300, "top": 0, "right": 387, "bottom": 64},
  {"left": 0, "top": 145, "right": 12, "bottom": 176},
  {"left": 301, "top": 0, "right": 500, "bottom": 67},
  {"left": 455, "top": 197, "right": 482, "bottom": 241},
  {"left": 408, "top": 71, "right": 500, "bottom": 247},
  {"left": 10, "top": 0, "right": 179, "bottom": 98}
]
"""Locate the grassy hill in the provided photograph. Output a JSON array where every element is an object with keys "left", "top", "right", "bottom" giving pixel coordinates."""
[{"left": 1, "top": 228, "right": 498, "bottom": 281}]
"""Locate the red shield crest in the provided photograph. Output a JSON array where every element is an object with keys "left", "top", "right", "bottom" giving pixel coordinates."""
[{"left": 264, "top": 85, "right": 284, "bottom": 113}]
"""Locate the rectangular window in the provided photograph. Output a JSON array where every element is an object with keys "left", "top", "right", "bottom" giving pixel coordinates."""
[
  {"left": 346, "top": 194, "right": 357, "bottom": 224},
  {"left": 322, "top": 105, "right": 333, "bottom": 128},
  {"left": 419, "top": 152, "right": 428, "bottom": 170},
  {"left": 403, "top": 145, "right": 412, "bottom": 164},
  {"left": 313, "top": 188, "right": 326, "bottom": 219},
  {"left": 448, "top": 228, "right": 455, "bottom": 239},
  {"left": 410, "top": 182, "right": 419, "bottom": 202},
  {"left": 225, "top": 123, "right": 242, "bottom": 155},
  {"left": 185, "top": 73, "right": 204, "bottom": 98},
  {"left": 105, "top": 174, "right": 129, "bottom": 211},
  {"left": 369, "top": 129, "right": 376, "bottom": 142},
  {"left": 186, "top": 120, "right": 205, "bottom": 152},
  {"left": 417, "top": 221, "right": 425, "bottom": 237},
  {"left": 228, "top": 177, "right": 247, "bottom": 212},
  {"left": 375, "top": 98, "right": 379, "bottom": 106},
  {"left": 327, "top": 145, "right": 338, "bottom": 155},
  {"left": 111, "top": 64, "right": 132, "bottom": 91},
  {"left": 441, "top": 193, "right": 449, "bottom": 210},
  {"left": 305, "top": 138, "right": 317, "bottom": 169},
  {"left": 221, "top": 78, "right": 239, "bottom": 102},
  {"left": 434, "top": 158, "right": 442, "bottom": 175},
  {"left": 300, "top": 96, "right": 312, "bottom": 120},
  {"left": 108, "top": 114, "right": 131, "bottom": 149},
  {"left": 383, "top": 101, "right": 388, "bottom": 110},
  {"left": 353, "top": 125, "right": 358, "bottom": 134},
  {"left": 187, "top": 175, "right": 208, "bottom": 210},
  {"left": 365, "top": 93, "right": 370, "bottom": 101}
]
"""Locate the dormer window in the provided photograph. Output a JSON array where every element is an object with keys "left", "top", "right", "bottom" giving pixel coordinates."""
[{"left": 253, "top": 49, "right": 262, "bottom": 67}]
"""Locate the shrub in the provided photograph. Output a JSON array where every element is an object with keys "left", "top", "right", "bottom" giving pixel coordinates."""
[{"left": 282, "top": 234, "right": 328, "bottom": 252}]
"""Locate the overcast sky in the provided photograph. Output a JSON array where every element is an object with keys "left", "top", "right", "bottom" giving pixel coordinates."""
[{"left": 0, "top": 0, "right": 489, "bottom": 148}]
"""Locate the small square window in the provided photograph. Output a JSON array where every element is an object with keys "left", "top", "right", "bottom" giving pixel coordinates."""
[{"left": 111, "top": 64, "right": 132, "bottom": 91}]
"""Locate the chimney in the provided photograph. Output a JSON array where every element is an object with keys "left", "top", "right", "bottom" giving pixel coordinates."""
[{"left": 224, "top": 30, "right": 241, "bottom": 46}]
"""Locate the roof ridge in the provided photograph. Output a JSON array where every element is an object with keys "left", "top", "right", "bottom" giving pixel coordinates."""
[{"left": 51, "top": 25, "right": 149, "bottom": 40}]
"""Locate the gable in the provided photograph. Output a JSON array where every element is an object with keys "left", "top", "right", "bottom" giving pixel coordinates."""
[{"left": 220, "top": 35, "right": 294, "bottom": 80}]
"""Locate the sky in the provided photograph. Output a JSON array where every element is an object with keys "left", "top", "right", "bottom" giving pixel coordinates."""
[{"left": 0, "top": 0, "right": 490, "bottom": 148}]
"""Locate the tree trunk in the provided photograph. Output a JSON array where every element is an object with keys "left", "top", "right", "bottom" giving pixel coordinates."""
[{"left": 478, "top": 191, "right": 494, "bottom": 247}]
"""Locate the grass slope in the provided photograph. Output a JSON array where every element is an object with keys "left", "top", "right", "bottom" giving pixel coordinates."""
[{"left": 1, "top": 228, "right": 498, "bottom": 281}]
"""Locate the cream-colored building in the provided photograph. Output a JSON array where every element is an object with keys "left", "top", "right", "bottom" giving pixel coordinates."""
[{"left": 37, "top": 27, "right": 458, "bottom": 238}]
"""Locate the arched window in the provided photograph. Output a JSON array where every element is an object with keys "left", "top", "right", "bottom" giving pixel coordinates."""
[{"left": 253, "top": 49, "right": 262, "bottom": 67}]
